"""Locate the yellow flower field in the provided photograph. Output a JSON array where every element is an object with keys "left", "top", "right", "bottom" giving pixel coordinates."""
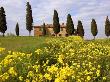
[{"left": 0, "top": 36, "right": 110, "bottom": 82}]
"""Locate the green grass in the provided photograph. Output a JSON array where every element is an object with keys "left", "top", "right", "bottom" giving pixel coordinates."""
[
  {"left": 0, "top": 36, "right": 49, "bottom": 52},
  {"left": 0, "top": 36, "right": 50, "bottom": 60},
  {"left": 1, "top": 36, "right": 110, "bottom": 52},
  {"left": 1, "top": 36, "right": 110, "bottom": 50}
]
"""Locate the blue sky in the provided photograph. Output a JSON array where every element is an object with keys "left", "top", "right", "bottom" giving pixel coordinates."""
[{"left": 0, "top": 0, "right": 110, "bottom": 39}]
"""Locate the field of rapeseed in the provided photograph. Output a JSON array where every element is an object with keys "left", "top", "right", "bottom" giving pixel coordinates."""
[{"left": 0, "top": 36, "right": 110, "bottom": 82}]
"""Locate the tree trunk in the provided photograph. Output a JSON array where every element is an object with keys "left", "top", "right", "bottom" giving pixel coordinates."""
[
  {"left": 55, "top": 34, "right": 57, "bottom": 37},
  {"left": 3, "top": 33, "right": 4, "bottom": 37},
  {"left": 29, "top": 31, "right": 31, "bottom": 36},
  {"left": 94, "top": 36, "right": 95, "bottom": 40}
]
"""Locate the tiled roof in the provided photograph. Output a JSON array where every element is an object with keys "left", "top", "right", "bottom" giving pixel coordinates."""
[{"left": 34, "top": 24, "right": 66, "bottom": 28}]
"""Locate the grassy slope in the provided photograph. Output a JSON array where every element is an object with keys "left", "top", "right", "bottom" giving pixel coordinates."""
[
  {"left": 1, "top": 36, "right": 110, "bottom": 60},
  {"left": 0, "top": 36, "right": 49, "bottom": 52},
  {"left": 0, "top": 36, "right": 50, "bottom": 60},
  {"left": 1, "top": 37, "right": 110, "bottom": 52}
]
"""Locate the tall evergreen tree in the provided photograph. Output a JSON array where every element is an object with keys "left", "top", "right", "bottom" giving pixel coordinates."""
[
  {"left": 26, "top": 2, "right": 33, "bottom": 36},
  {"left": 77, "top": 20, "right": 84, "bottom": 38},
  {"left": 0, "top": 7, "right": 7, "bottom": 37},
  {"left": 66, "top": 14, "right": 74, "bottom": 35},
  {"left": 15, "top": 23, "right": 19, "bottom": 36},
  {"left": 53, "top": 10, "right": 60, "bottom": 36},
  {"left": 91, "top": 19, "right": 98, "bottom": 39},
  {"left": 105, "top": 16, "right": 110, "bottom": 37},
  {"left": 0, "top": 8, "right": 2, "bottom": 33},
  {"left": 42, "top": 23, "right": 46, "bottom": 36}
]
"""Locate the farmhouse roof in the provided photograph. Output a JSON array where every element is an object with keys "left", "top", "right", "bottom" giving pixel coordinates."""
[{"left": 34, "top": 23, "right": 66, "bottom": 28}]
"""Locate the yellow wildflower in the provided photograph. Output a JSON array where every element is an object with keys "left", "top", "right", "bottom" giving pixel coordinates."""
[
  {"left": 58, "top": 55, "right": 64, "bottom": 64},
  {"left": 103, "top": 77, "right": 106, "bottom": 80},
  {"left": 96, "top": 70, "right": 100, "bottom": 77},
  {"left": 48, "top": 65, "right": 58, "bottom": 74},
  {"left": 0, "top": 48, "right": 5, "bottom": 53},
  {"left": 8, "top": 67, "right": 17, "bottom": 76},
  {"left": 44, "top": 73, "right": 52, "bottom": 80},
  {"left": 98, "top": 65, "right": 101, "bottom": 68},
  {"left": 1, "top": 72, "right": 9, "bottom": 81},
  {"left": 25, "top": 79, "right": 30, "bottom": 82},
  {"left": 87, "top": 76, "right": 91, "bottom": 81},
  {"left": 19, "top": 76, "right": 23, "bottom": 81},
  {"left": 32, "top": 80, "right": 36, "bottom": 82},
  {"left": 27, "top": 71, "right": 34, "bottom": 77}
]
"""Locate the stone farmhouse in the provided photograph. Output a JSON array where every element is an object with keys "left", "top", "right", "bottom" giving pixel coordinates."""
[{"left": 34, "top": 23, "right": 68, "bottom": 37}]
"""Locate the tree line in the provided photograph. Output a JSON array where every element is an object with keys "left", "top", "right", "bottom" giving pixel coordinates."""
[
  {"left": 0, "top": 2, "right": 110, "bottom": 39},
  {"left": 46, "top": 10, "right": 110, "bottom": 39}
]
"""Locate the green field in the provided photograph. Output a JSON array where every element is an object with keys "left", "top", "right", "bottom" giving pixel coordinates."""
[
  {"left": 0, "top": 36, "right": 50, "bottom": 61},
  {"left": 0, "top": 36, "right": 48, "bottom": 52},
  {"left": 1, "top": 36, "right": 110, "bottom": 82},
  {"left": 0, "top": 36, "right": 110, "bottom": 51},
  {"left": 1, "top": 36, "right": 110, "bottom": 54}
]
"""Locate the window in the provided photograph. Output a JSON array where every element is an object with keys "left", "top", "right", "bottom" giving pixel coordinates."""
[
  {"left": 52, "top": 34, "right": 55, "bottom": 36},
  {"left": 65, "top": 34, "right": 68, "bottom": 37},
  {"left": 61, "top": 28, "right": 63, "bottom": 31},
  {"left": 59, "top": 34, "right": 62, "bottom": 36}
]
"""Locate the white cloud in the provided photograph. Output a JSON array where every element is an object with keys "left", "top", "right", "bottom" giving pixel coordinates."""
[{"left": 32, "top": 0, "right": 74, "bottom": 24}]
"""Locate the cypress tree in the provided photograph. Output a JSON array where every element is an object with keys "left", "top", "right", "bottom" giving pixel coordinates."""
[
  {"left": 15, "top": 23, "right": 19, "bottom": 36},
  {"left": 77, "top": 20, "right": 84, "bottom": 38},
  {"left": 42, "top": 23, "right": 46, "bottom": 36},
  {"left": 53, "top": 10, "right": 60, "bottom": 37},
  {"left": 105, "top": 16, "right": 110, "bottom": 37},
  {"left": 91, "top": 19, "right": 98, "bottom": 39},
  {"left": 66, "top": 14, "right": 74, "bottom": 35},
  {"left": 0, "top": 8, "right": 2, "bottom": 33},
  {"left": 0, "top": 7, "right": 7, "bottom": 37},
  {"left": 26, "top": 2, "right": 33, "bottom": 36}
]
